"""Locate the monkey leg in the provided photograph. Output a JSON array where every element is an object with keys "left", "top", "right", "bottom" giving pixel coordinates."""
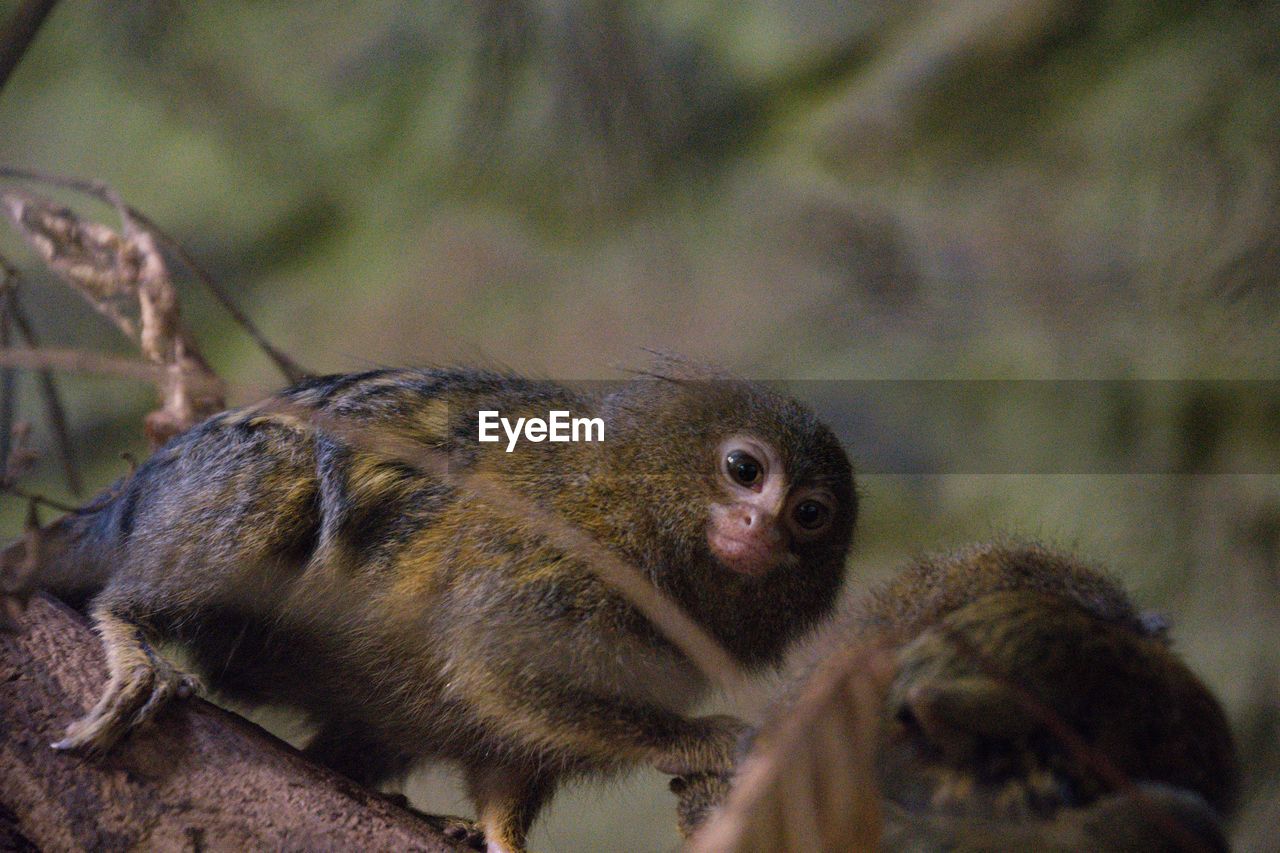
[
  {"left": 499, "top": 674, "right": 751, "bottom": 778},
  {"left": 304, "top": 721, "right": 486, "bottom": 850},
  {"left": 303, "top": 719, "right": 417, "bottom": 787},
  {"left": 465, "top": 764, "right": 556, "bottom": 853},
  {"left": 52, "top": 602, "right": 200, "bottom": 754}
]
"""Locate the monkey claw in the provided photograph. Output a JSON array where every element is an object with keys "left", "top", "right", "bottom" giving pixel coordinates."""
[{"left": 52, "top": 650, "right": 201, "bottom": 755}]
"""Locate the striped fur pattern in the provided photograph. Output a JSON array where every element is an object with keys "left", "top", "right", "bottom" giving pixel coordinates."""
[{"left": 6, "top": 365, "right": 856, "bottom": 852}]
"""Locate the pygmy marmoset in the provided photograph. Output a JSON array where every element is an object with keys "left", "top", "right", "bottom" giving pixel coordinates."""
[
  {"left": 675, "top": 543, "right": 1238, "bottom": 851},
  {"left": 3, "top": 363, "right": 857, "bottom": 852}
]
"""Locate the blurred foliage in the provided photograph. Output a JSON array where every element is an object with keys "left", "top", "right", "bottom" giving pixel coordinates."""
[{"left": 0, "top": 1, "right": 1277, "bottom": 849}]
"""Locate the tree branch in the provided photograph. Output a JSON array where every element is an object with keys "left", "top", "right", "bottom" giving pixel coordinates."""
[
  {"left": 0, "top": 0, "right": 59, "bottom": 96},
  {"left": 0, "top": 166, "right": 310, "bottom": 384},
  {"left": 0, "top": 593, "right": 455, "bottom": 850}
]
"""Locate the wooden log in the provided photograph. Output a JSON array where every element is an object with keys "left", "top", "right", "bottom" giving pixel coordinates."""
[{"left": 0, "top": 593, "right": 455, "bottom": 851}]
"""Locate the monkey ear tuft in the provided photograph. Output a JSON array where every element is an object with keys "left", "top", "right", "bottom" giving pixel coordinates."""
[
  {"left": 620, "top": 350, "right": 732, "bottom": 384},
  {"left": 905, "top": 676, "right": 1038, "bottom": 748},
  {"left": 602, "top": 352, "right": 727, "bottom": 418}
]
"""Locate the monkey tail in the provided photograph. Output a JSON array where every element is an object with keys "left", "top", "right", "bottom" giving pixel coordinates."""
[{"left": 1, "top": 509, "right": 114, "bottom": 627}]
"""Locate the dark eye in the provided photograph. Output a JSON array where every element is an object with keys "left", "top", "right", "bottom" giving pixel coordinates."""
[
  {"left": 793, "top": 499, "right": 831, "bottom": 530},
  {"left": 725, "top": 450, "right": 763, "bottom": 487}
]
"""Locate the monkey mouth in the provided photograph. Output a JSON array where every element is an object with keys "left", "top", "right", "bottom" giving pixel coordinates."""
[{"left": 708, "top": 531, "right": 784, "bottom": 577}]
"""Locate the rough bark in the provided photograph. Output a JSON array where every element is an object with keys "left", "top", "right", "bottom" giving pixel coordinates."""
[{"left": 0, "top": 593, "right": 455, "bottom": 852}]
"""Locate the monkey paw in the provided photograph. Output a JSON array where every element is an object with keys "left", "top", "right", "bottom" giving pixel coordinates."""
[
  {"left": 52, "top": 659, "right": 201, "bottom": 754},
  {"left": 381, "top": 795, "right": 485, "bottom": 850},
  {"left": 670, "top": 770, "right": 734, "bottom": 839},
  {"left": 425, "top": 814, "right": 486, "bottom": 850}
]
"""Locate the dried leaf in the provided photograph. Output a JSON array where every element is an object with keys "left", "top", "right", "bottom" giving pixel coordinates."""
[
  {"left": 1, "top": 187, "right": 227, "bottom": 446},
  {"left": 133, "top": 228, "right": 178, "bottom": 365},
  {"left": 139, "top": 218, "right": 310, "bottom": 383},
  {"left": 688, "top": 644, "right": 890, "bottom": 853},
  {"left": 1, "top": 165, "right": 308, "bottom": 382},
  {"left": 2, "top": 191, "right": 139, "bottom": 339}
]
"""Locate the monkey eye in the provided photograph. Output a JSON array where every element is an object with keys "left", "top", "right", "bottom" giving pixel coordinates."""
[
  {"left": 725, "top": 450, "right": 764, "bottom": 488},
  {"left": 785, "top": 491, "right": 836, "bottom": 537},
  {"left": 792, "top": 499, "right": 831, "bottom": 531}
]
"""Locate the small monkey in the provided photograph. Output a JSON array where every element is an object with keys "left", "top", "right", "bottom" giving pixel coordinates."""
[
  {"left": 2, "top": 363, "right": 856, "bottom": 852},
  {"left": 675, "top": 543, "right": 1238, "bottom": 851},
  {"left": 879, "top": 587, "right": 1236, "bottom": 820}
]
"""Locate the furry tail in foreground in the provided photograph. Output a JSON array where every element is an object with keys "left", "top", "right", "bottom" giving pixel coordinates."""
[{"left": 1, "top": 499, "right": 116, "bottom": 626}]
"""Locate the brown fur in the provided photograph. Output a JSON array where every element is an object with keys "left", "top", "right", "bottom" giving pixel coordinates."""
[
  {"left": 3, "top": 365, "right": 856, "bottom": 852},
  {"left": 677, "top": 543, "right": 1238, "bottom": 850}
]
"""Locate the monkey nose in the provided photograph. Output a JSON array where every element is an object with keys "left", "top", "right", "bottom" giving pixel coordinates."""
[{"left": 737, "top": 507, "right": 781, "bottom": 540}]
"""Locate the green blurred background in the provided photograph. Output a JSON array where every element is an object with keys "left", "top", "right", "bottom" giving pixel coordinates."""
[{"left": 1, "top": 1, "right": 1277, "bottom": 848}]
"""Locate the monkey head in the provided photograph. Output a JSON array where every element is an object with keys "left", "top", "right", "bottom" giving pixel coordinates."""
[
  {"left": 878, "top": 591, "right": 1238, "bottom": 819},
  {"left": 596, "top": 364, "right": 857, "bottom": 667}
]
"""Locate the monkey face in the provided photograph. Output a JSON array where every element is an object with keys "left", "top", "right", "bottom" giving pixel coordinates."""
[
  {"left": 598, "top": 366, "right": 857, "bottom": 665},
  {"left": 706, "top": 434, "right": 841, "bottom": 577}
]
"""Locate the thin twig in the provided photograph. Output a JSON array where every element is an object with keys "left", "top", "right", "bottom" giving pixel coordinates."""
[
  {"left": 0, "top": 166, "right": 129, "bottom": 229},
  {"left": 130, "top": 211, "right": 310, "bottom": 383},
  {"left": 0, "top": 166, "right": 309, "bottom": 383},
  {"left": 1, "top": 482, "right": 78, "bottom": 513},
  {"left": 259, "top": 397, "right": 746, "bottom": 689},
  {"left": 0, "top": 334, "right": 733, "bottom": 683},
  {"left": 0, "top": 269, "right": 13, "bottom": 477},
  {"left": 0, "top": 0, "right": 60, "bottom": 96},
  {"left": 9, "top": 300, "right": 79, "bottom": 493},
  {"left": 0, "top": 345, "right": 174, "bottom": 384},
  {"left": 0, "top": 258, "right": 79, "bottom": 493}
]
